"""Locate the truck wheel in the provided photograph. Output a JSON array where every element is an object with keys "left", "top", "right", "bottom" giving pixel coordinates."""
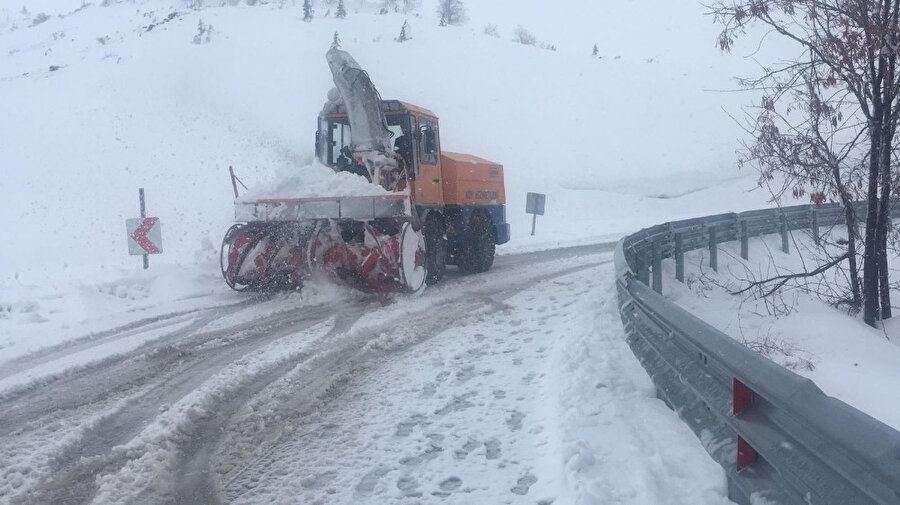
[
  {"left": 399, "top": 222, "right": 427, "bottom": 293},
  {"left": 458, "top": 212, "right": 495, "bottom": 274},
  {"left": 425, "top": 216, "right": 447, "bottom": 285}
]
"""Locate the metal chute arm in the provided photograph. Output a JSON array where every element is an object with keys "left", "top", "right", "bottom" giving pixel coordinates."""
[{"left": 326, "top": 47, "right": 393, "bottom": 155}]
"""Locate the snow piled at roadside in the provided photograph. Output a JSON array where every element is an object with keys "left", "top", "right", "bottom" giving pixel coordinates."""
[
  {"left": 551, "top": 268, "right": 733, "bottom": 505},
  {"left": 0, "top": 257, "right": 228, "bottom": 367}
]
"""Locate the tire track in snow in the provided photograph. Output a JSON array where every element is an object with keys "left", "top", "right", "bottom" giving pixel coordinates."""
[
  {"left": 217, "top": 255, "right": 611, "bottom": 504},
  {"left": 0, "top": 302, "right": 341, "bottom": 505},
  {"left": 88, "top": 318, "right": 343, "bottom": 505}
]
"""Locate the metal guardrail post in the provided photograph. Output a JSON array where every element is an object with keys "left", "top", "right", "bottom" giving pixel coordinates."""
[
  {"left": 740, "top": 220, "right": 749, "bottom": 260},
  {"left": 675, "top": 233, "right": 684, "bottom": 283},
  {"left": 708, "top": 226, "right": 718, "bottom": 272},
  {"left": 811, "top": 208, "right": 820, "bottom": 246},
  {"left": 780, "top": 214, "right": 789, "bottom": 254},
  {"left": 636, "top": 250, "right": 650, "bottom": 285},
  {"left": 652, "top": 242, "right": 662, "bottom": 294}
]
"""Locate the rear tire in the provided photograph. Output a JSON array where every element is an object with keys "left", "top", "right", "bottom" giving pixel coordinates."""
[
  {"left": 458, "top": 211, "right": 495, "bottom": 274},
  {"left": 425, "top": 216, "right": 447, "bottom": 285}
]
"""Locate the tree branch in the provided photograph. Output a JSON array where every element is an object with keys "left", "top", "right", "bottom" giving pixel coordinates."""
[{"left": 730, "top": 251, "right": 851, "bottom": 297}]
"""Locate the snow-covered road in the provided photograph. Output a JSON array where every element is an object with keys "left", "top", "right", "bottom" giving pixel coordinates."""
[{"left": 0, "top": 245, "right": 733, "bottom": 505}]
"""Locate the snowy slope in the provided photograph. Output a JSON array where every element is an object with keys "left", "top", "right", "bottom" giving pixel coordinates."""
[
  {"left": 667, "top": 228, "right": 900, "bottom": 432},
  {"left": 0, "top": 0, "right": 775, "bottom": 289}
]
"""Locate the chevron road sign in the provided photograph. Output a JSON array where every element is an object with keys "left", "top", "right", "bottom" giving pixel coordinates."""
[{"left": 126, "top": 217, "right": 162, "bottom": 255}]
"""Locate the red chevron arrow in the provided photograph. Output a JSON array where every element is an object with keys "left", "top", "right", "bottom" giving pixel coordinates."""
[{"left": 131, "top": 218, "right": 160, "bottom": 254}]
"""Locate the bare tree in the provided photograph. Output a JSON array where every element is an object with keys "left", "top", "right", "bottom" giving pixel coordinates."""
[
  {"left": 709, "top": 0, "right": 900, "bottom": 327},
  {"left": 437, "top": 0, "right": 466, "bottom": 26},
  {"left": 512, "top": 25, "right": 537, "bottom": 46}
]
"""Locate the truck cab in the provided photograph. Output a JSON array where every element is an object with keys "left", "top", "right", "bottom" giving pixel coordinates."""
[{"left": 317, "top": 100, "right": 445, "bottom": 206}]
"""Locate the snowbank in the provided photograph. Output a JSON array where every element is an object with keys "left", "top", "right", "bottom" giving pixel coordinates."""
[{"left": 666, "top": 229, "right": 900, "bottom": 431}]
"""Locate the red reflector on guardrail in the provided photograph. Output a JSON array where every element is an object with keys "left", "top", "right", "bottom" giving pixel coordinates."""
[
  {"left": 737, "top": 436, "right": 758, "bottom": 471},
  {"left": 733, "top": 378, "right": 753, "bottom": 415}
]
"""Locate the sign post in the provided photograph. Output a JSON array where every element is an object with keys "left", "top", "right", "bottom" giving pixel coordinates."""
[
  {"left": 126, "top": 188, "right": 162, "bottom": 269},
  {"left": 525, "top": 192, "right": 546, "bottom": 236},
  {"left": 139, "top": 188, "right": 148, "bottom": 269}
]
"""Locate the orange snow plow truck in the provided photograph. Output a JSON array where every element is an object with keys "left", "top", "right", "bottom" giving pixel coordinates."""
[{"left": 220, "top": 47, "right": 510, "bottom": 294}]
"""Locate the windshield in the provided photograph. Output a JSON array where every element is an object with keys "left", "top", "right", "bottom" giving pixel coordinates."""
[{"left": 319, "top": 113, "right": 415, "bottom": 173}]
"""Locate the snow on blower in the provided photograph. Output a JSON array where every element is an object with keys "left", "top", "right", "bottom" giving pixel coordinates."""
[{"left": 221, "top": 47, "right": 510, "bottom": 294}]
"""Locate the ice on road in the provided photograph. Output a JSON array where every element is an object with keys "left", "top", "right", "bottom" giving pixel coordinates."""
[{"left": 224, "top": 261, "right": 733, "bottom": 505}]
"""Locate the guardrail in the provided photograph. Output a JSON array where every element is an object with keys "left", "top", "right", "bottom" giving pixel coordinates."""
[{"left": 614, "top": 202, "right": 900, "bottom": 505}]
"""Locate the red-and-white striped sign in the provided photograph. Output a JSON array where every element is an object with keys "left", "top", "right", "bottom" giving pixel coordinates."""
[{"left": 126, "top": 217, "right": 162, "bottom": 255}]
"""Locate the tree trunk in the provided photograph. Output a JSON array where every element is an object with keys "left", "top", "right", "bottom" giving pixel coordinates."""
[
  {"left": 863, "top": 119, "right": 883, "bottom": 327},
  {"left": 877, "top": 23, "right": 897, "bottom": 320},
  {"left": 877, "top": 134, "right": 893, "bottom": 320},
  {"left": 843, "top": 202, "right": 863, "bottom": 309},
  {"left": 834, "top": 166, "right": 862, "bottom": 308},
  {"left": 849, "top": 231, "right": 862, "bottom": 309}
]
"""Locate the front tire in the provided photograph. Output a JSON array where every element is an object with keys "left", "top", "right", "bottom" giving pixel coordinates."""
[
  {"left": 458, "top": 211, "right": 495, "bottom": 274},
  {"left": 399, "top": 222, "right": 427, "bottom": 293}
]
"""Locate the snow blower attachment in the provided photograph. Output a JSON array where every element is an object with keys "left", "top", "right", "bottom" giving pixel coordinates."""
[{"left": 221, "top": 47, "right": 510, "bottom": 294}]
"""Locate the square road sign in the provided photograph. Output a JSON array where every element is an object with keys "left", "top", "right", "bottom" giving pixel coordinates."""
[{"left": 526, "top": 192, "right": 546, "bottom": 215}]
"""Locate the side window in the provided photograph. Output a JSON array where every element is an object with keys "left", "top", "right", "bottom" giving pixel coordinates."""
[
  {"left": 328, "top": 121, "right": 352, "bottom": 165},
  {"left": 388, "top": 114, "right": 417, "bottom": 178},
  {"left": 419, "top": 118, "right": 438, "bottom": 165}
]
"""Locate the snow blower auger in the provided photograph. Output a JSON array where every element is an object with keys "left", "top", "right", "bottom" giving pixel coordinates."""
[
  {"left": 221, "top": 215, "right": 425, "bottom": 293},
  {"left": 221, "top": 46, "right": 510, "bottom": 294}
]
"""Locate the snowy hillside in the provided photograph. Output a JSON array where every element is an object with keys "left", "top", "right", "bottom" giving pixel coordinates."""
[{"left": 0, "top": 0, "right": 777, "bottom": 289}]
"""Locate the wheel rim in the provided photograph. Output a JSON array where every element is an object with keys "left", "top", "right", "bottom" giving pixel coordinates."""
[
  {"left": 220, "top": 224, "right": 254, "bottom": 292},
  {"left": 399, "top": 222, "right": 426, "bottom": 292}
]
